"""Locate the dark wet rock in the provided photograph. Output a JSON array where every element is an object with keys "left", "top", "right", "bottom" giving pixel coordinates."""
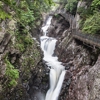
[
  {"left": 0, "top": 33, "right": 12, "bottom": 53},
  {"left": 28, "top": 61, "right": 49, "bottom": 99},
  {"left": 47, "top": 15, "right": 70, "bottom": 38},
  {"left": 59, "top": 71, "right": 72, "bottom": 100}
]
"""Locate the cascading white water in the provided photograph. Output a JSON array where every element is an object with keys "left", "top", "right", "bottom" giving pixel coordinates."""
[
  {"left": 41, "top": 16, "right": 52, "bottom": 35},
  {"left": 40, "top": 16, "right": 66, "bottom": 100}
]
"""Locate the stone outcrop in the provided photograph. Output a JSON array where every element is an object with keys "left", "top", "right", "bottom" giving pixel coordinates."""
[
  {"left": 48, "top": 14, "right": 70, "bottom": 39},
  {"left": 66, "top": 54, "right": 100, "bottom": 100}
]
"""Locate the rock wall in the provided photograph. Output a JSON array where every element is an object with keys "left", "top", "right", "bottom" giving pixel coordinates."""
[
  {"left": 0, "top": 18, "right": 44, "bottom": 100},
  {"left": 47, "top": 14, "right": 100, "bottom": 100}
]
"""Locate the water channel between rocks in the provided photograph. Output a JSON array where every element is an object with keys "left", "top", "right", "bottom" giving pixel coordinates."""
[{"left": 40, "top": 16, "right": 66, "bottom": 100}]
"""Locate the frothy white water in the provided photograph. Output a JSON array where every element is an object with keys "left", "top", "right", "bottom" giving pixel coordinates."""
[
  {"left": 51, "top": 70, "right": 66, "bottom": 100},
  {"left": 41, "top": 16, "right": 52, "bottom": 35},
  {"left": 40, "top": 36, "right": 57, "bottom": 56},
  {"left": 40, "top": 16, "right": 66, "bottom": 100}
]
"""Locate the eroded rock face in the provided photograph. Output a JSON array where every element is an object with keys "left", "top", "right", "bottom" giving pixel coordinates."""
[
  {"left": 0, "top": 34, "right": 42, "bottom": 100},
  {"left": 57, "top": 35, "right": 100, "bottom": 100},
  {"left": 66, "top": 54, "right": 100, "bottom": 100},
  {"left": 47, "top": 14, "right": 100, "bottom": 100},
  {"left": 0, "top": 18, "right": 44, "bottom": 100},
  {"left": 28, "top": 61, "right": 49, "bottom": 100},
  {"left": 48, "top": 15, "right": 70, "bottom": 39}
]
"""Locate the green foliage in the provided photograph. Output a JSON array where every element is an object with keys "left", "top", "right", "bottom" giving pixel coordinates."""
[
  {"left": 19, "top": 8, "right": 35, "bottom": 26},
  {"left": 9, "top": 79, "right": 17, "bottom": 87},
  {"left": 65, "top": 0, "right": 78, "bottom": 15},
  {"left": 15, "top": 43, "right": 25, "bottom": 52},
  {"left": 53, "top": 0, "right": 67, "bottom": 3},
  {"left": 5, "top": 58, "right": 19, "bottom": 87},
  {"left": 24, "top": 35, "right": 33, "bottom": 45},
  {"left": 54, "top": 14, "right": 61, "bottom": 18},
  {"left": 77, "top": 0, "right": 100, "bottom": 34},
  {"left": 0, "top": 1, "right": 12, "bottom": 20},
  {"left": 0, "top": 9, "right": 11, "bottom": 20},
  {"left": 82, "top": 11, "right": 100, "bottom": 34},
  {"left": 0, "top": 0, "right": 54, "bottom": 27},
  {"left": 91, "top": 0, "right": 100, "bottom": 10},
  {"left": 15, "top": 31, "right": 33, "bottom": 52},
  {"left": 44, "top": 0, "right": 54, "bottom": 6},
  {"left": 77, "top": 7, "right": 92, "bottom": 19},
  {"left": 77, "top": 7, "right": 93, "bottom": 29}
]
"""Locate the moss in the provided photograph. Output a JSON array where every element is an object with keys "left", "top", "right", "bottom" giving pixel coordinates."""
[
  {"left": 9, "top": 79, "right": 17, "bottom": 87},
  {"left": 5, "top": 58, "right": 19, "bottom": 87},
  {"left": 14, "top": 30, "right": 33, "bottom": 52},
  {"left": 15, "top": 43, "right": 25, "bottom": 52},
  {"left": 24, "top": 35, "right": 33, "bottom": 46},
  {"left": 0, "top": 9, "right": 11, "bottom": 20}
]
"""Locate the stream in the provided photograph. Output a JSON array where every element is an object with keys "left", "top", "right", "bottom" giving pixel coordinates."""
[{"left": 40, "top": 16, "right": 66, "bottom": 100}]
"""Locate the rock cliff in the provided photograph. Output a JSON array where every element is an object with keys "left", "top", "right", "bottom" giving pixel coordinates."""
[
  {"left": 47, "top": 10, "right": 100, "bottom": 100},
  {"left": 0, "top": 19, "right": 43, "bottom": 99}
]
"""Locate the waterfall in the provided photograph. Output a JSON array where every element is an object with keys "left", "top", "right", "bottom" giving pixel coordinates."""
[
  {"left": 41, "top": 16, "right": 52, "bottom": 35},
  {"left": 40, "top": 16, "right": 66, "bottom": 100}
]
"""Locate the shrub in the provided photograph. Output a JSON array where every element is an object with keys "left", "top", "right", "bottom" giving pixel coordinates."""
[
  {"left": 78, "top": 0, "right": 100, "bottom": 34},
  {"left": 91, "top": 0, "right": 100, "bottom": 10},
  {"left": 65, "top": 0, "right": 78, "bottom": 15},
  {"left": 82, "top": 11, "right": 100, "bottom": 34},
  {"left": 77, "top": 7, "right": 92, "bottom": 18},
  {"left": 5, "top": 58, "right": 19, "bottom": 87}
]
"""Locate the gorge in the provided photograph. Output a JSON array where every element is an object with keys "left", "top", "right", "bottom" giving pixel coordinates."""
[
  {"left": 0, "top": 0, "right": 100, "bottom": 100},
  {"left": 41, "top": 17, "right": 66, "bottom": 100}
]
